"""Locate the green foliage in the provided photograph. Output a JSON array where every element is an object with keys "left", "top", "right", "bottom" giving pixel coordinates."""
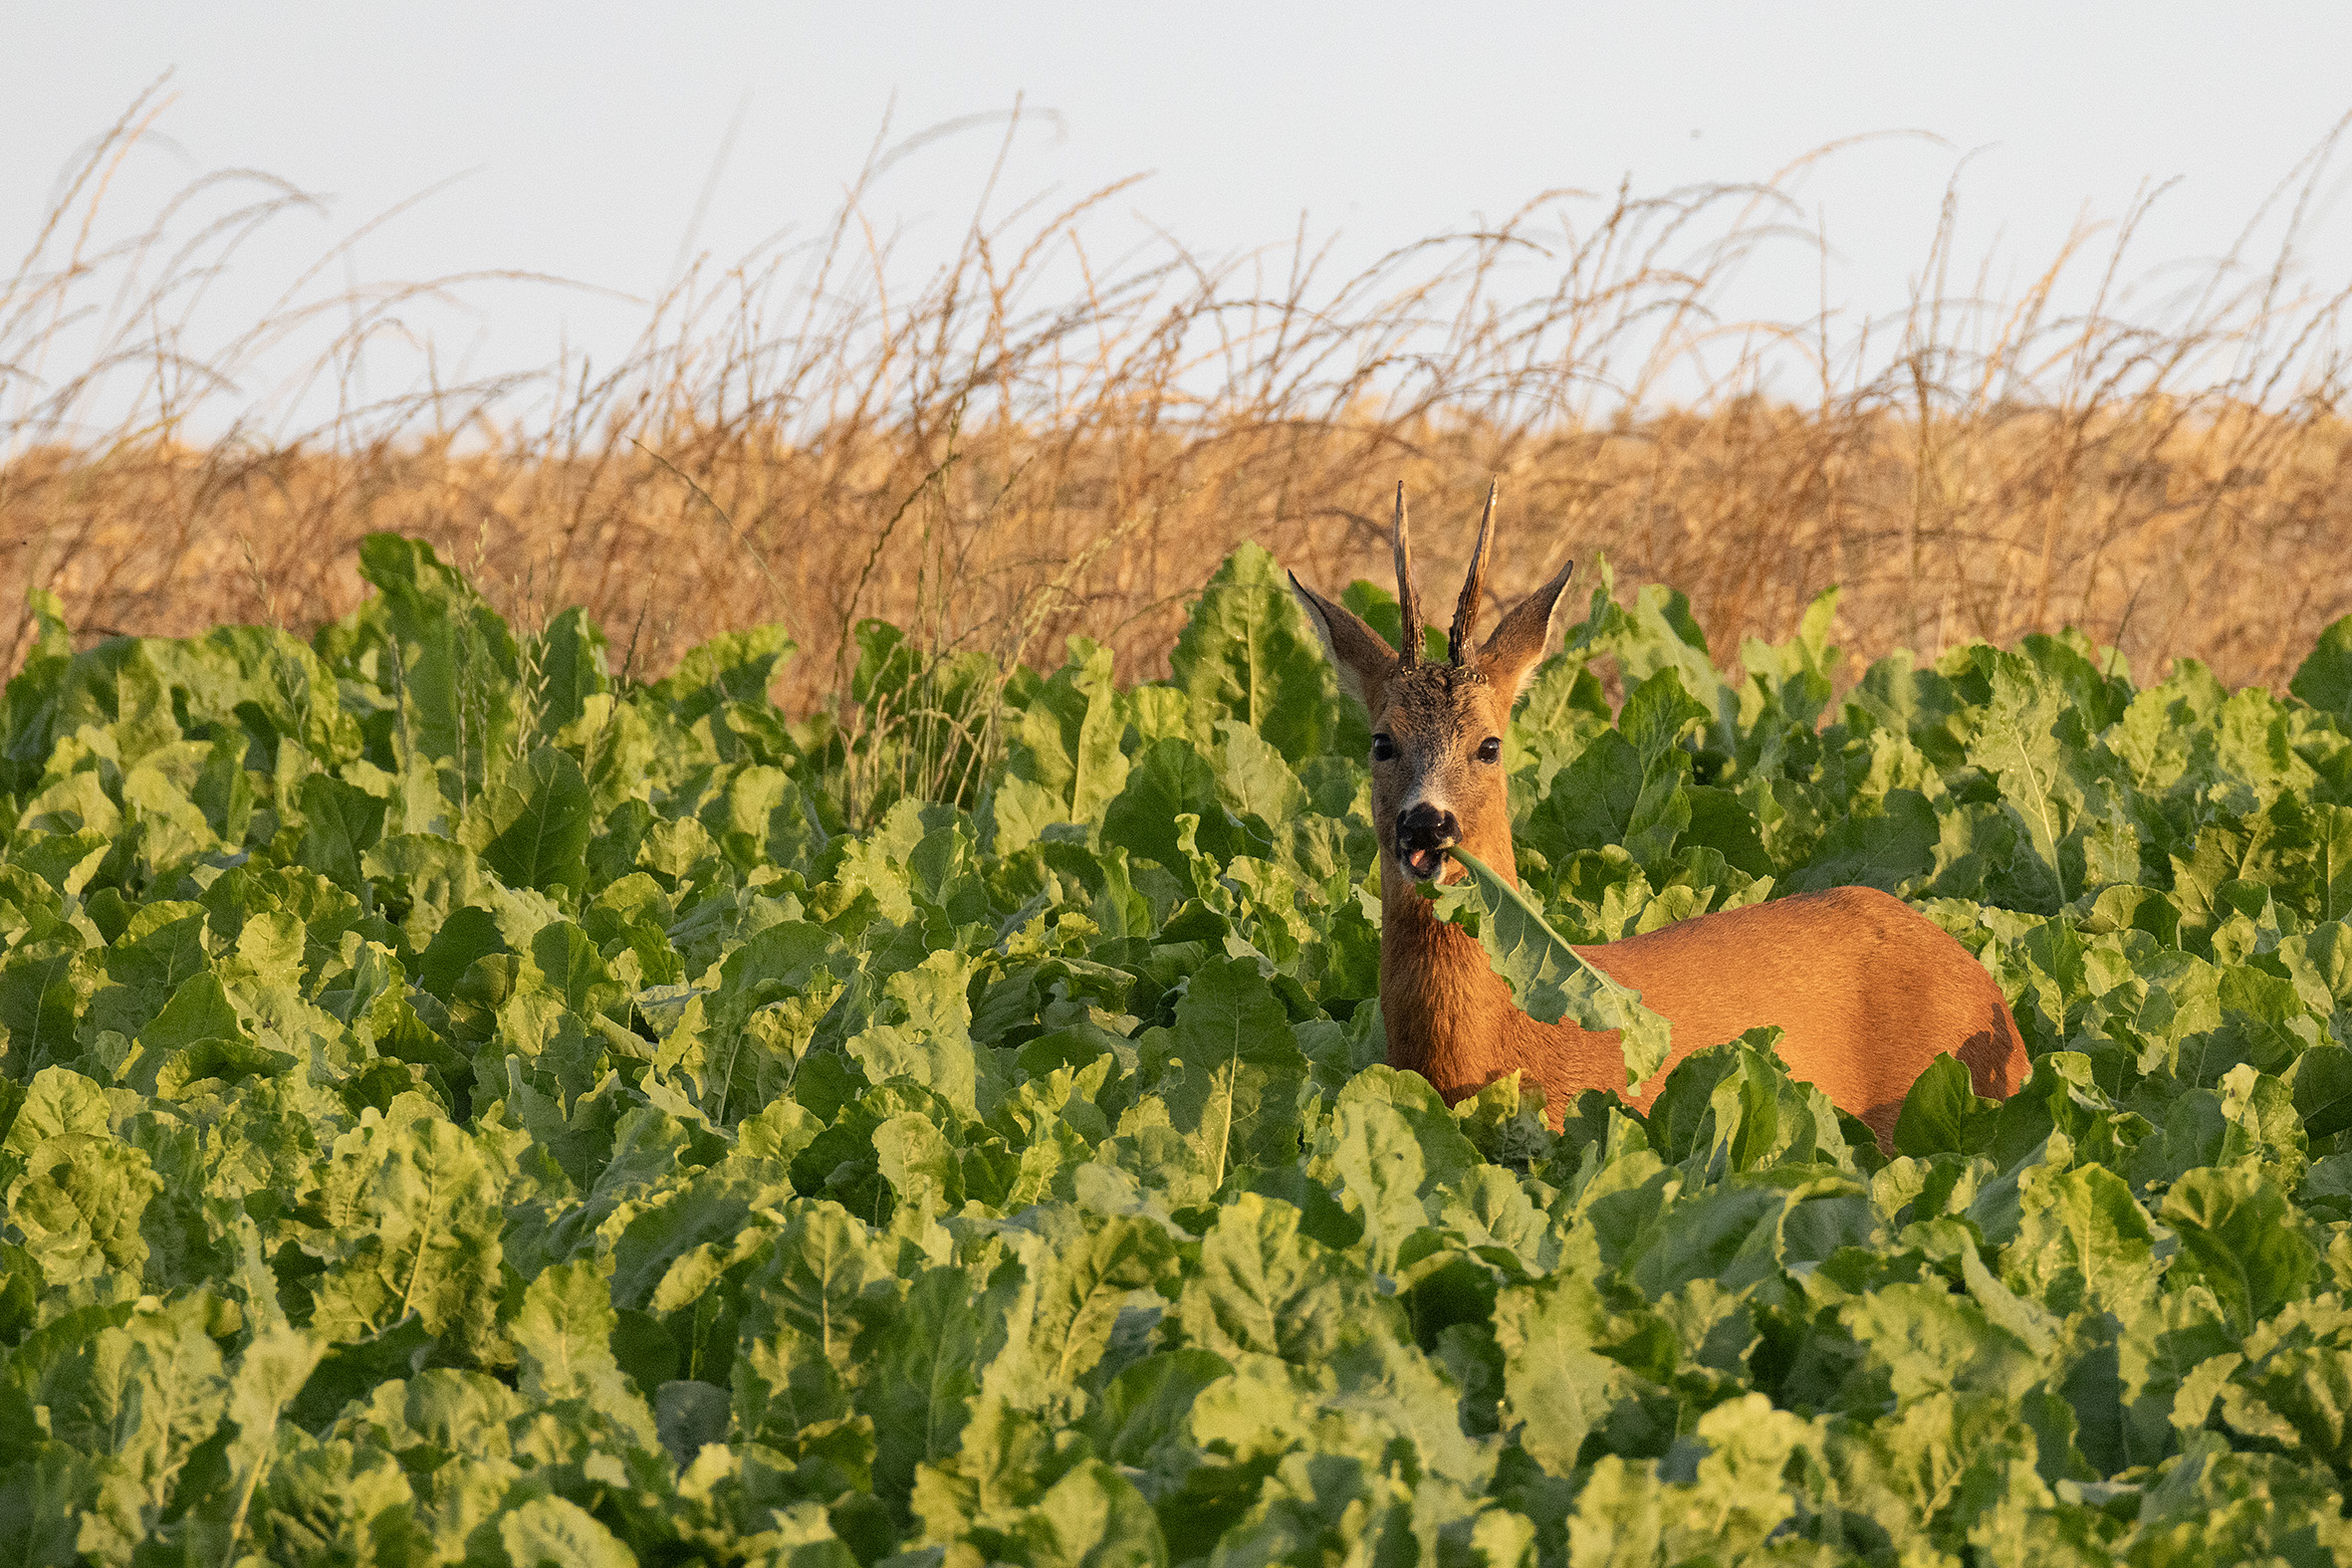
[
  {"left": 1430, "top": 847, "right": 1673, "bottom": 1089},
  {"left": 5, "top": 533, "right": 2352, "bottom": 1563}
]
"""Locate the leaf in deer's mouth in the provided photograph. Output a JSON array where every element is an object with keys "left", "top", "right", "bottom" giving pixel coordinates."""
[
  {"left": 1431, "top": 846, "right": 1674, "bottom": 1091},
  {"left": 1401, "top": 845, "right": 1448, "bottom": 880}
]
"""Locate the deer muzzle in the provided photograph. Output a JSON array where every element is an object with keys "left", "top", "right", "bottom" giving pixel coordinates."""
[{"left": 1395, "top": 802, "right": 1460, "bottom": 881}]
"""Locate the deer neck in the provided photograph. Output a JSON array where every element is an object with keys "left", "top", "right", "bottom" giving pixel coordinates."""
[{"left": 1377, "top": 822, "right": 1524, "bottom": 1100}]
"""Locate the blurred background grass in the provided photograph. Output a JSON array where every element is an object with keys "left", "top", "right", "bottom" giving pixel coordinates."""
[{"left": 6, "top": 88, "right": 2348, "bottom": 713}]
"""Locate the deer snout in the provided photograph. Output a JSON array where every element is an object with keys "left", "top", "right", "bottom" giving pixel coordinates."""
[
  {"left": 1397, "top": 802, "right": 1460, "bottom": 848},
  {"left": 1394, "top": 802, "right": 1460, "bottom": 880}
]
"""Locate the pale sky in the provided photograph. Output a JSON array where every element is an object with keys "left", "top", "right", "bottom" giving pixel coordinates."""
[{"left": 6, "top": 2, "right": 2350, "bottom": 433}]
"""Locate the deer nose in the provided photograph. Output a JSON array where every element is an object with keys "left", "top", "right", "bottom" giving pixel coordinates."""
[{"left": 1396, "top": 802, "right": 1460, "bottom": 852}]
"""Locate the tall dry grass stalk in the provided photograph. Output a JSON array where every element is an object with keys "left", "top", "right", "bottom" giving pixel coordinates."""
[{"left": 7, "top": 87, "right": 2351, "bottom": 736}]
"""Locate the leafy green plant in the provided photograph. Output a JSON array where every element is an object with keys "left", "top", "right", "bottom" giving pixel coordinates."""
[
  {"left": 1430, "top": 847, "right": 1673, "bottom": 1091},
  {"left": 4, "top": 534, "right": 2352, "bottom": 1564}
]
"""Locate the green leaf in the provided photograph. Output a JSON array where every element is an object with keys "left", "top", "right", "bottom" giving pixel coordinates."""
[
  {"left": 137, "top": 969, "right": 254, "bottom": 1061},
  {"left": 874, "top": 1113, "right": 963, "bottom": 1228},
  {"left": 0, "top": 947, "right": 94, "bottom": 1076},
  {"left": 2307, "top": 804, "right": 2352, "bottom": 925},
  {"left": 1174, "top": 1193, "right": 1393, "bottom": 1364},
  {"left": 1840, "top": 1279, "right": 2041, "bottom": 1405},
  {"left": 1430, "top": 847, "right": 1673, "bottom": 1090},
  {"left": 4, "top": 1065, "right": 113, "bottom": 1157},
  {"left": 1155, "top": 957, "right": 1308, "bottom": 1188},
  {"left": 1314, "top": 1068, "right": 1481, "bottom": 1270},
  {"left": 531, "top": 603, "right": 611, "bottom": 734},
  {"left": 1624, "top": 1175, "right": 1864, "bottom": 1300},
  {"left": 2125, "top": 1430, "right": 2351, "bottom": 1562},
  {"left": 758, "top": 1202, "right": 897, "bottom": 1375},
  {"left": 1213, "top": 720, "right": 1308, "bottom": 849},
  {"left": 49, "top": 1299, "right": 231, "bottom": 1550},
  {"left": 1168, "top": 542, "right": 1344, "bottom": 757},
  {"left": 1562, "top": 1394, "right": 1816, "bottom": 1567},
  {"left": 296, "top": 772, "right": 388, "bottom": 888},
  {"left": 982, "top": 1208, "right": 1182, "bottom": 1416},
  {"left": 2288, "top": 612, "right": 2352, "bottom": 724},
  {"left": 2240, "top": 1347, "right": 2352, "bottom": 1488},
  {"left": 1100, "top": 737, "right": 1233, "bottom": 873},
  {"left": 513, "top": 1259, "right": 657, "bottom": 1441},
  {"left": 1024, "top": 1459, "right": 1169, "bottom": 1568},
  {"left": 1085, "top": 1349, "right": 1232, "bottom": 1471},
  {"left": 363, "top": 832, "right": 500, "bottom": 950},
  {"left": 1892, "top": 1053, "right": 2001, "bottom": 1159},
  {"left": 2003, "top": 1162, "right": 2159, "bottom": 1320},
  {"left": 461, "top": 744, "right": 593, "bottom": 894},
  {"left": 2159, "top": 1167, "right": 2317, "bottom": 1333},
  {"left": 650, "top": 622, "right": 794, "bottom": 721},
  {"left": 1523, "top": 729, "right": 1642, "bottom": 863},
  {"left": 1526, "top": 670, "right": 1707, "bottom": 872},
  {"left": 198, "top": 1320, "right": 328, "bottom": 1561},
  {"left": 858, "top": 1263, "right": 994, "bottom": 1505},
  {"left": 1782, "top": 787, "right": 1941, "bottom": 896},
  {"left": 306, "top": 1097, "right": 503, "bottom": 1354},
  {"left": 342, "top": 533, "right": 521, "bottom": 784},
  {"left": 1583, "top": 577, "right": 1738, "bottom": 757},
  {"left": 499, "top": 1494, "right": 637, "bottom": 1568},
  {"left": 7, "top": 1133, "right": 161, "bottom": 1285},
  {"left": 1005, "top": 637, "right": 1129, "bottom": 833},
  {"left": 1493, "top": 1271, "right": 1631, "bottom": 1476},
  {"left": 611, "top": 1158, "right": 793, "bottom": 1310},
  {"left": 2289, "top": 1044, "right": 2352, "bottom": 1140},
  {"left": 1966, "top": 652, "right": 2075, "bottom": 912},
  {"left": 1643, "top": 1027, "right": 1854, "bottom": 1179},
  {"left": 843, "top": 950, "right": 982, "bottom": 1121}
]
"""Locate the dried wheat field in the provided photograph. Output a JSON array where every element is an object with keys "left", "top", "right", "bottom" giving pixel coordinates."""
[{"left": 7, "top": 93, "right": 2349, "bottom": 712}]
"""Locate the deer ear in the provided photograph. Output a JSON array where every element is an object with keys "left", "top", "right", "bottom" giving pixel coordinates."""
[
  {"left": 1290, "top": 572, "right": 1395, "bottom": 715},
  {"left": 1476, "top": 558, "right": 1576, "bottom": 700}
]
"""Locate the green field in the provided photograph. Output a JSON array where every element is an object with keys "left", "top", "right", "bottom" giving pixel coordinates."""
[{"left": 3, "top": 536, "right": 2351, "bottom": 1565}]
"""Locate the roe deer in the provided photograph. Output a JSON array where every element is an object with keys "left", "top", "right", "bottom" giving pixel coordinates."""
[{"left": 1289, "top": 484, "right": 2028, "bottom": 1146}]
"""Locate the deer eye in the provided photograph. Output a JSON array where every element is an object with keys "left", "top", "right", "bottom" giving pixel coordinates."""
[
  {"left": 1371, "top": 734, "right": 1398, "bottom": 763},
  {"left": 1477, "top": 737, "right": 1503, "bottom": 765}
]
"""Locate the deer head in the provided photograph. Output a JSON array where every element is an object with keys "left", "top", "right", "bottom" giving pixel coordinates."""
[{"left": 1289, "top": 483, "right": 1577, "bottom": 891}]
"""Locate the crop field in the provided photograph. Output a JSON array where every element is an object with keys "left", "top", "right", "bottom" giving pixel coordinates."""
[
  {"left": 8, "top": 90, "right": 2352, "bottom": 1566},
  {"left": 2, "top": 530, "right": 2352, "bottom": 1566},
  {"left": 9, "top": 97, "right": 2352, "bottom": 713}
]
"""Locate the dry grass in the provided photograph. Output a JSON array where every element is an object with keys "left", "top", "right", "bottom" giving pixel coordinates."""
[{"left": 7, "top": 87, "right": 2351, "bottom": 719}]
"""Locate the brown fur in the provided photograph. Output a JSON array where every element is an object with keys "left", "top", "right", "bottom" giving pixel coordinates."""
[
  {"left": 1380, "top": 878, "right": 2027, "bottom": 1146},
  {"left": 1291, "top": 504, "right": 2029, "bottom": 1149}
]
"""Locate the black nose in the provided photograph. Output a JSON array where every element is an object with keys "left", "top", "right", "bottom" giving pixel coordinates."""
[{"left": 1396, "top": 803, "right": 1460, "bottom": 852}]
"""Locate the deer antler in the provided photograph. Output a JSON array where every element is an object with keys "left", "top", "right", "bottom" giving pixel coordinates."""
[
  {"left": 1449, "top": 479, "right": 1498, "bottom": 666},
  {"left": 1391, "top": 482, "right": 1423, "bottom": 667}
]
